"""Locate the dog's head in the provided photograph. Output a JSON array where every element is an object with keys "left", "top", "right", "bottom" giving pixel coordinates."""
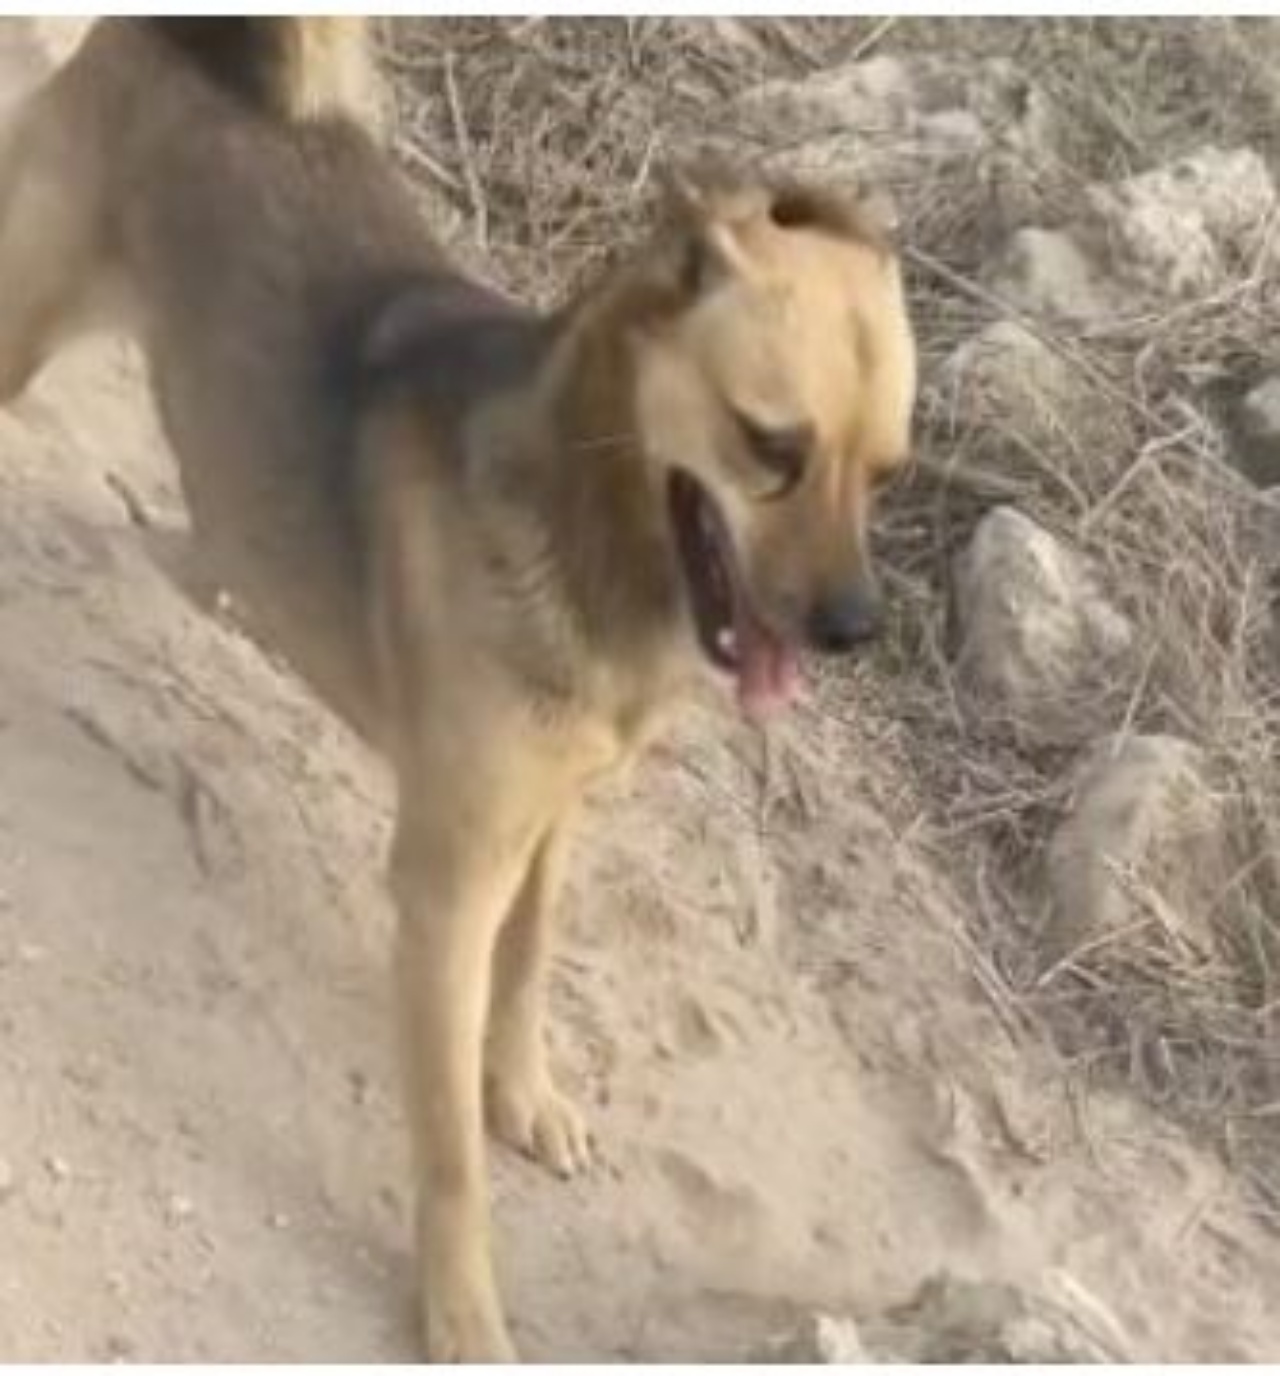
[{"left": 628, "top": 161, "right": 916, "bottom": 718}]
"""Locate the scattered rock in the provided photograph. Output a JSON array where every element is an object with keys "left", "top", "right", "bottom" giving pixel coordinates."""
[
  {"left": 1087, "top": 147, "right": 1277, "bottom": 295},
  {"left": 871, "top": 1273, "right": 1131, "bottom": 1363},
  {"left": 731, "top": 55, "right": 1044, "bottom": 194},
  {"left": 44, "top": 1154, "right": 70, "bottom": 1182},
  {"left": 987, "top": 228, "right": 1113, "bottom": 323},
  {"left": 933, "top": 319, "right": 1102, "bottom": 464},
  {"left": 760, "top": 1312, "right": 873, "bottom": 1364},
  {"left": 696, "top": 18, "right": 770, "bottom": 62},
  {"left": 165, "top": 1192, "right": 195, "bottom": 1225},
  {"left": 1231, "top": 375, "right": 1280, "bottom": 488},
  {"left": 1047, "top": 735, "right": 1230, "bottom": 963},
  {"left": 952, "top": 508, "right": 1132, "bottom": 742},
  {"left": 915, "top": 108, "right": 986, "bottom": 157},
  {"left": 100, "top": 1333, "right": 136, "bottom": 1362},
  {"left": 736, "top": 57, "right": 920, "bottom": 145},
  {"left": 347, "top": 1067, "right": 371, "bottom": 1107},
  {"left": 761, "top": 1274, "right": 1131, "bottom": 1364}
]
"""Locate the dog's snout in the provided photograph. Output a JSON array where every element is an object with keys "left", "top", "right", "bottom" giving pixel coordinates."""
[{"left": 806, "top": 582, "right": 884, "bottom": 655}]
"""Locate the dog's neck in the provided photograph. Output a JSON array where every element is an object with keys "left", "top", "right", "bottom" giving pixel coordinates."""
[{"left": 508, "top": 258, "right": 692, "bottom": 698}]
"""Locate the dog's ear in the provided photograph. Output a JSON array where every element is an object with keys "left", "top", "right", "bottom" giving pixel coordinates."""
[
  {"left": 653, "top": 158, "right": 895, "bottom": 304},
  {"left": 657, "top": 156, "right": 767, "bottom": 296},
  {"left": 660, "top": 155, "right": 768, "bottom": 225},
  {"left": 765, "top": 177, "right": 898, "bottom": 250}
]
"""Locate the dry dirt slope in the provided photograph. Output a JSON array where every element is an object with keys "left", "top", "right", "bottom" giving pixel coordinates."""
[{"left": 3, "top": 18, "right": 1280, "bottom": 1362}]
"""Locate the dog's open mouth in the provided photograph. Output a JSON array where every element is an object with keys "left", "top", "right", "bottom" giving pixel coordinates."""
[{"left": 667, "top": 469, "right": 801, "bottom": 719}]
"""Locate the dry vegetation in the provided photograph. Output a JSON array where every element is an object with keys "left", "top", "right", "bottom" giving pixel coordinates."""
[{"left": 378, "top": 18, "right": 1280, "bottom": 1215}]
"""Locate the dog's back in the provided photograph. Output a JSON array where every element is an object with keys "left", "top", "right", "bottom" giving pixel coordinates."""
[
  {"left": 140, "top": 18, "right": 380, "bottom": 129},
  {"left": 0, "top": 18, "right": 481, "bottom": 736},
  {"left": 0, "top": 17, "right": 405, "bottom": 401}
]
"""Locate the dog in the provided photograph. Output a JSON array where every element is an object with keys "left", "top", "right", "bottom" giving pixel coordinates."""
[{"left": 0, "top": 18, "right": 917, "bottom": 1361}]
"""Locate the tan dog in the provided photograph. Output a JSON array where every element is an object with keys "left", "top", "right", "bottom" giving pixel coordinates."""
[{"left": 0, "top": 18, "right": 916, "bottom": 1361}]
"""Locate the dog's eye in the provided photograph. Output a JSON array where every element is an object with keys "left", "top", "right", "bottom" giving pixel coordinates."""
[{"left": 734, "top": 411, "right": 812, "bottom": 499}]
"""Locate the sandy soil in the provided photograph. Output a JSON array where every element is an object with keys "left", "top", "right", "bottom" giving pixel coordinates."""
[{"left": 2, "top": 19, "right": 1280, "bottom": 1362}]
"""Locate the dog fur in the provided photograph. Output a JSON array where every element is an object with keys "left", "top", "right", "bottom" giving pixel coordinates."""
[{"left": 0, "top": 18, "right": 917, "bottom": 1361}]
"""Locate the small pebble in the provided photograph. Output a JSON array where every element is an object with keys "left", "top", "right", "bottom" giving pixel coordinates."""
[
  {"left": 102, "top": 1334, "right": 135, "bottom": 1362},
  {"left": 45, "top": 1154, "right": 69, "bottom": 1181},
  {"left": 165, "top": 1192, "right": 194, "bottom": 1224}
]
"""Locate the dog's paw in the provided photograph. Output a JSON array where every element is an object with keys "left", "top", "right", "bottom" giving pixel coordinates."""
[
  {"left": 423, "top": 1290, "right": 518, "bottom": 1364},
  {"left": 486, "top": 1069, "right": 594, "bottom": 1179}
]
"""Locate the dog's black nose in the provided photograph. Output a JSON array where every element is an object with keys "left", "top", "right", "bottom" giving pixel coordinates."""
[{"left": 807, "top": 583, "right": 884, "bottom": 654}]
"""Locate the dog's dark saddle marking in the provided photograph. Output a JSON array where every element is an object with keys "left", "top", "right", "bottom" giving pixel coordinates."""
[
  {"left": 346, "top": 271, "right": 556, "bottom": 443},
  {"left": 324, "top": 269, "right": 561, "bottom": 595}
]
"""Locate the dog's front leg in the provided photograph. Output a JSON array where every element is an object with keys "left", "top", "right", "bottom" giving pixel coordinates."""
[
  {"left": 486, "top": 815, "right": 593, "bottom": 1179},
  {"left": 391, "top": 809, "right": 536, "bottom": 1364}
]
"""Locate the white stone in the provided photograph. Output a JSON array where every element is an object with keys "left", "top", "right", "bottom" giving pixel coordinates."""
[
  {"left": 952, "top": 508, "right": 1132, "bottom": 739},
  {"left": 1234, "top": 375, "right": 1280, "bottom": 486},
  {"left": 1048, "top": 735, "right": 1228, "bottom": 960},
  {"left": 1087, "top": 147, "right": 1277, "bottom": 295},
  {"left": 988, "top": 228, "right": 1112, "bottom": 322},
  {"left": 762, "top": 1311, "right": 872, "bottom": 1364}
]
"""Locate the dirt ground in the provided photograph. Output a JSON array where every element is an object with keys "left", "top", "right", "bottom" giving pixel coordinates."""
[{"left": 3, "top": 17, "right": 1280, "bottom": 1363}]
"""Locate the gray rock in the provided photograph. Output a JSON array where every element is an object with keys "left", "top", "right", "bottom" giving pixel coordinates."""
[
  {"left": 952, "top": 508, "right": 1132, "bottom": 741},
  {"left": 1232, "top": 375, "right": 1280, "bottom": 487},
  {"left": 872, "top": 1273, "right": 1131, "bottom": 1363},
  {"left": 760, "top": 1312, "right": 873, "bottom": 1364},
  {"left": 730, "top": 56, "right": 1046, "bottom": 194},
  {"left": 762, "top": 1274, "right": 1132, "bottom": 1364},
  {"left": 1047, "top": 735, "right": 1228, "bottom": 962},
  {"left": 1086, "top": 147, "right": 1277, "bottom": 296},
  {"left": 734, "top": 57, "right": 919, "bottom": 148},
  {"left": 932, "top": 319, "right": 1101, "bottom": 462},
  {"left": 916, "top": 108, "right": 987, "bottom": 157},
  {"left": 987, "top": 228, "right": 1113, "bottom": 323}
]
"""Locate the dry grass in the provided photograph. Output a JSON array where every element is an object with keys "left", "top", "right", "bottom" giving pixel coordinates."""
[
  {"left": 881, "top": 88, "right": 1280, "bottom": 1198},
  {"left": 379, "top": 17, "right": 1280, "bottom": 1213},
  {"left": 379, "top": 19, "right": 792, "bottom": 299}
]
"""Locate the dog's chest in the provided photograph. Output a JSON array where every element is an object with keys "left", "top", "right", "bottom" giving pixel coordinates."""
[{"left": 580, "top": 658, "right": 685, "bottom": 775}]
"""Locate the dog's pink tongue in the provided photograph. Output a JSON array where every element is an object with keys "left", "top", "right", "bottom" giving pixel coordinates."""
[{"left": 736, "top": 611, "right": 801, "bottom": 722}]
